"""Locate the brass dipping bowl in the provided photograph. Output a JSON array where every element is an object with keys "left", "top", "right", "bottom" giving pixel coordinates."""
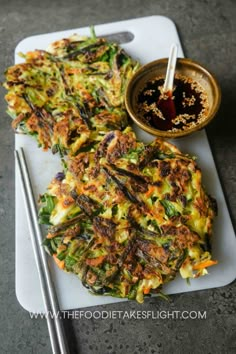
[{"left": 125, "top": 58, "right": 221, "bottom": 138}]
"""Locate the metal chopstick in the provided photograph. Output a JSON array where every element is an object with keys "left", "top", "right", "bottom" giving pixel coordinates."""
[{"left": 15, "top": 148, "right": 70, "bottom": 354}]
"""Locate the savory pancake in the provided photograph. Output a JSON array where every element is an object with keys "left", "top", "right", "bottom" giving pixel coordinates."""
[
  {"left": 39, "top": 128, "right": 217, "bottom": 303},
  {"left": 3, "top": 30, "right": 217, "bottom": 303},
  {"left": 4, "top": 30, "right": 139, "bottom": 155}
]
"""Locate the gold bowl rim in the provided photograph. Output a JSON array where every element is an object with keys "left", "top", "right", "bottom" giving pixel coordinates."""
[{"left": 125, "top": 57, "right": 221, "bottom": 138}]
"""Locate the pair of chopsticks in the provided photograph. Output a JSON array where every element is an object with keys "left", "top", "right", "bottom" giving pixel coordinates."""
[{"left": 15, "top": 148, "right": 70, "bottom": 354}]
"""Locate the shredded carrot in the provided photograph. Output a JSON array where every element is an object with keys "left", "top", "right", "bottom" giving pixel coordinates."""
[
  {"left": 46, "top": 232, "right": 55, "bottom": 239},
  {"left": 26, "top": 51, "right": 39, "bottom": 59},
  {"left": 76, "top": 83, "right": 84, "bottom": 89},
  {"left": 145, "top": 186, "right": 156, "bottom": 198},
  {"left": 86, "top": 256, "right": 106, "bottom": 267},
  {"left": 62, "top": 196, "right": 76, "bottom": 208},
  {"left": 143, "top": 288, "right": 150, "bottom": 295},
  {"left": 66, "top": 68, "right": 82, "bottom": 74},
  {"left": 53, "top": 254, "right": 65, "bottom": 269},
  {"left": 193, "top": 259, "right": 218, "bottom": 270}
]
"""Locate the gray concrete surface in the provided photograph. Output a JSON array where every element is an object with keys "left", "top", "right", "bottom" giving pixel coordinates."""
[{"left": 0, "top": 0, "right": 235, "bottom": 353}]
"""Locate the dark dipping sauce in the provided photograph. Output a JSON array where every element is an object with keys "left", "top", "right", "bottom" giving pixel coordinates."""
[{"left": 136, "top": 74, "right": 209, "bottom": 131}]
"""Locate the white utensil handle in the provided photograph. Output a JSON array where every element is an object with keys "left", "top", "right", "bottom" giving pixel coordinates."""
[{"left": 163, "top": 43, "right": 178, "bottom": 92}]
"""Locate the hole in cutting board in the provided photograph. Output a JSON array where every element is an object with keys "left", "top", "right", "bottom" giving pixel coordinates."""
[{"left": 98, "top": 31, "right": 134, "bottom": 44}]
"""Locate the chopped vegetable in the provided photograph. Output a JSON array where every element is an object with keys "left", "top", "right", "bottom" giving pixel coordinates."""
[{"left": 193, "top": 259, "right": 218, "bottom": 270}]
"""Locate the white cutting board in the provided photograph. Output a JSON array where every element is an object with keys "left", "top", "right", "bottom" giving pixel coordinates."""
[{"left": 14, "top": 16, "right": 236, "bottom": 313}]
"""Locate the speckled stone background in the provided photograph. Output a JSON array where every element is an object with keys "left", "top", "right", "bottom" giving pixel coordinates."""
[{"left": 0, "top": 0, "right": 235, "bottom": 353}]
